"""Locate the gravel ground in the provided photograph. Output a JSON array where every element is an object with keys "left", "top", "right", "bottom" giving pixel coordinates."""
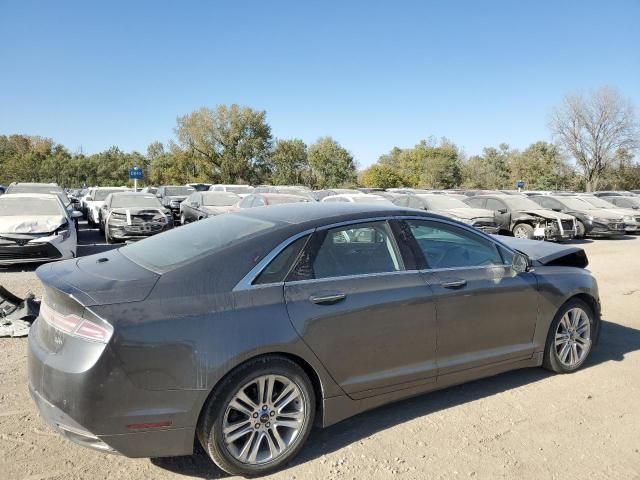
[{"left": 1, "top": 224, "right": 639, "bottom": 480}]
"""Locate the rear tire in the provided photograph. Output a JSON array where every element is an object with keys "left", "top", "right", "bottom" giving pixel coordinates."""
[
  {"left": 513, "top": 223, "right": 534, "bottom": 239},
  {"left": 198, "top": 356, "right": 315, "bottom": 477},
  {"left": 543, "top": 298, "right": 595, "bottom": 373}
]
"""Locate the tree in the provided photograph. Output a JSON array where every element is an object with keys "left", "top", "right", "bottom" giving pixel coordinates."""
[
  {"left": 174, "top": 104, "right": 273, "bottom": 184},
  {"left": 509, "top": 141, "right": 575, "bottom": 190},
  {"left": 308, "top": 137, "right": 357, "bottom": 188},
  {"left": 549, "top": 86, "right": 639, "bottom": 191},
  {"left": 461, "top": 144, "right": 512, "bottom": 189},
  {"left": 360, "top": 164, "right": 404, "bottom": 188},
  {"left": 270, "top": 139, "right": 309, "bottom": 185}
]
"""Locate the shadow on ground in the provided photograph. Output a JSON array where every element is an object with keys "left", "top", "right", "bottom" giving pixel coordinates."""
[{"left": 151, "top": 319, "right": 640, "bottom": 478}]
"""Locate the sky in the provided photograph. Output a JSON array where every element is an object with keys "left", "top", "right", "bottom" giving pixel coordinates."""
[{"left": 1, "top": 0, "right": 639, "bottom": 167}]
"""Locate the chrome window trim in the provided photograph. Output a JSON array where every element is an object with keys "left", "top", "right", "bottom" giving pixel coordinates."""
[
  {"left": 284, "top": 269, "right": 420, "bottom": 287},
  {"left": 232, "top": 229, "right": 315, "bottom": 291}
]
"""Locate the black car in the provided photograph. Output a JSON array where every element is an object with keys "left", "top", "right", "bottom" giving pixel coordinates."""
[
  {"left": 530, "top": 195, "right": 627, "bottom": 238},
  {"left": 180, "top": 191, "right": 240, "bottom": 224},
  {"left": 28, "top": 203, "right": 600, "bottom": 476},
  {"left": 464, "top": 194, "right": 577, "bottom": 241},
  {"left": 100, "top": 192, "right": 174, "bottom": 243},
  {"left": 156, "top": 185, "right": 195, "bottom": 220}
]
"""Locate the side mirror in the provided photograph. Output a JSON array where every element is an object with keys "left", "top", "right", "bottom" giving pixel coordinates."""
[
  {"left": 512, "top": 252, "right": 531, "bottom": 273},
  {"left": 498, "top": 208, "right": 507, "bottom": 214},
  {"left": 71, "top": 211, "right": 83, "bottom": 219}
]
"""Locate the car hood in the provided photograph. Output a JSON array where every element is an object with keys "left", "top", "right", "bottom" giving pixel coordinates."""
[
  {"left": 497, "top": 236, "right": 588, "bottom": 268},
  {"left": 0, "top": 215, "right": 66, "bottom": 234},
  {"left": 435, "top": 207, "right": 495, "bottom": 220},
  {"left": 36, "top": 249, "right": 160, "bottom": 307},
  {"left": 517, "top": 209, "right": 575, "bottom": 220},
  {"left": 597, "top": 208, "right": 638, "bottom": 218},
  {"left": 586, "top": 209, "right": 625, "bottom": 220},
  {"left": 110, "top": 207, "right": 166, "bottom": 216}
]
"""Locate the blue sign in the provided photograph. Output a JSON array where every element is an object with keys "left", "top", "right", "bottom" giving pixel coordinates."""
[
  {"left": 129, "top": 167, "right": 144, "bottom": 179},
  {"left": 516, "top": 180, "right": 525, "bottom": 188}
]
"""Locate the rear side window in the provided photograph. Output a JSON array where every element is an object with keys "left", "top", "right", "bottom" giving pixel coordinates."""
[
  {"left": 254, "top": 235, "right": 310, "bottom": 285},
  {"left": 406, "top": 220, "right": 503, "bottom": 269},
  {"left": 288, "top": 221, "right": 403, "bottom": 281},
  {"left": 485, "top": 199, "right": 505, "bottom": 211},
  {"left": 465, "top": 197, "right": 485, "bottom": 208}
]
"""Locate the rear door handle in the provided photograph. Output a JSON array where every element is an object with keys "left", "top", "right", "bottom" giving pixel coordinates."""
[
  {"left": 441, "top": 279, "right": 467, "bottom": 289},
  {"left": 309, "top": 292, "right": 346, "bottom": 305}
]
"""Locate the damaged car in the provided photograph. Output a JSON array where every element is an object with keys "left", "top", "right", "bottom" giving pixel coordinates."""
[
  {"left": 465, "top": 194, "right": 577, "bottom": 241},
  {"left": 180, "top": 191, "right": 240, "bottom": 224},
  {"left": 156, "top": 185, "right": 195, "bottom": 220},
  {"left": 391, "top": 193, "right": 500, "bottom": 234},
  {"left": 28, "top": 203, "right": 600, "bottom": 476},
  {"left": 577, "top": 194, "right": 640, "bottom": 234},
  {"left": 85, "top": 187, "right": 130, "bottom": 228},
  {"left": 0, "top": 193, "right": 80, "bottom": 265},
  {"left": 100, "top": 192, "right": 174, "bottom": 244}
]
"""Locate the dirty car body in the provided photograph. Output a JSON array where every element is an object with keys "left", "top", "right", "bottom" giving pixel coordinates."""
[
  {"left": 465, "top": 194, "right": 576, "bottom": 241},
  {"left": 0, "top": 194, "right": 79, "bottom": 265},
  {"left": 28, "top": 203, "right": 600, "bottom": 465}
]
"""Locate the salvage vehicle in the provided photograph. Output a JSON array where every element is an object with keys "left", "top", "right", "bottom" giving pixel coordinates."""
[
  {"left": 236, "top": 193, "right": 312, "bottom": 209},
  {"left": 210, "top": 184, "right": 255, "bottom": 197},
  {"left": 464, "top": 194, "right": 576, "bottom": 241},
  {"left": 391, "top": 193, "right": 499, "bottom": 234},
  {"left": 156, "top": 185, "right": 195, "bottom": 220},
  {"left": 321, "top": 193, "right": 394, "bottom": 205},
  {"left": 28, "top": 203, "right": 600, "bottom": 476},
  {"left": 85, "top": 187, "right": 130, "bottom": 227},
  {"left": 180, "top": 191, "right": 240, "bottom": 224},
  {"left": 5, "top": 182, "right": 74, "bottom": 217},
  {"left": 0, "top": 194, "right": 80, "bottom": 264},
  {"left": 530, "top": 195, "right": 628, "bottom": 238},
  {"left": 99, "top": 192, "right": 174, "bottom": 244},
  {"left": 578, "top": 195, "right": 640, "bottom": 233}
]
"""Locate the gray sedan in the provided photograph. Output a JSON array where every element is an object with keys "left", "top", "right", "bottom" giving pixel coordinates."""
[{"left": 28, "top": 203, "right": 600, "bottom": 476}]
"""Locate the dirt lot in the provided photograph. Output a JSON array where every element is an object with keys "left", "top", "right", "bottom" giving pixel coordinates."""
[{"left": 1, "top": 225, "right": 639, "bottom": 480}]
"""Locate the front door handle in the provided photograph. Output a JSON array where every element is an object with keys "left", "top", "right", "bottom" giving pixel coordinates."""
[
  {"left": 309, "top": 292, "right": 346, "bottom": 305},
  {"left": 441, "top": 279, "right": 467, "bottom": 289}
]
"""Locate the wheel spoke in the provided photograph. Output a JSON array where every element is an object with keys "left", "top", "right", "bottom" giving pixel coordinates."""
[
  {"left": 236, "top": 389, "right": 258, "bottom": 410},
  {"left": 559, "top": 343, "right": 571, "bottom": 363},
  {"left": 571, "top": 343, "right": 579, "bottom": 364},
  {"left": 225, "top": 424, "right": 253, "bottom": 443},
  {"left": 271, "top": 426, "right": 287, "bottom": 453},
  {"left": 273, "top": 383, "right": 296, "bottom": 407},
  {"left": 275, "top": 419, "right": 301, "bottom": 429},
  {"left": 256, "top": 377, "right": 266, "bottom": 405},
  {"left": 248, "top": 431, "right": 265, "bottom": 463},
  {"left": 265, "top": 375, "right": 275, "bottom": 404},
  {"left": 229, "top": 399, "right": 254, "bottom": 417},
  {"left": 237, "top": 431, "right": 257, "bottom": 462}
]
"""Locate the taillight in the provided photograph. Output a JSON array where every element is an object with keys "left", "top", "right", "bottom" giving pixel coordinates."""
[{"left": 40, "top": 302, "right": 112, "bottom": 344}]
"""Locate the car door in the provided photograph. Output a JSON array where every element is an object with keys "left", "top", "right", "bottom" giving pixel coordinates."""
[
  {"left": 484, "top": 198, "right": 510, "bottom": 230},
  {"left": 401, "top": 218, "right": 539, "bottom": 376},
  {"left": 284, "top": 219, "right": 438, "bottom": 398}
]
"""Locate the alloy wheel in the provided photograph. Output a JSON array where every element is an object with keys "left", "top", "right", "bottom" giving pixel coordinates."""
[
  {"left": 222, "top": 375, "right": 306, "bottom": 465},
  {"left": 554, "top": 307, "right": 591, "bottom": 368}
]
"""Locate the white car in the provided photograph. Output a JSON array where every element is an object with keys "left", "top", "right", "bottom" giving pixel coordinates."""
[
  {"left": 85, "top": 187, "right": 130, "bottom": 227},
  {"left": 321, "top": 193, "right": 394, "bottom": 205},
  {"left": 0, "top": 193, "right": 81, "bottom": 265},
  {"left": 209, "top": 184, "right": 255, "bottom": 197}
]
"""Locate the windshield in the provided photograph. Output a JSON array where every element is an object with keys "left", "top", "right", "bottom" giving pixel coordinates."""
[
  {"left": 111, "top": 194, "right": 161, "bottom": 208},
  {"left": 581, "top": 196, "right": 616, "bottom": 208},
  {"left": 0, "top": 197, "right": 63, "bottom": 216},
  {"left": 202, "top": 193, "right": 239, "bottom": 206},
  {"left": 268, "top": 195, "right": 309, "bottom": 205},
  {"left": 165, "top": 187, "right": 194, "bottom": 196},
  {"left": 121, "top": 214, "right": 277, "bottom": 270},
  {"left": 352, "top": 196, "right": 391, "bottom": 204},
  {"left": 419, "top": 195, "right": 468, "bottom": 209},
  {"left": 611, "top": 197, "right": 640, "bottom": 208},
  {"left": 94, "top": 189, "right": 127, "bottom": 201},
  {"left": 559, "top": 197, "right": 597, "bottom": 210},
  {"left": 7, "top": 184, "right": 63, "bottom": 195},
  {"left": 503, "top": 197, "right": 545, "bottom": 210}
]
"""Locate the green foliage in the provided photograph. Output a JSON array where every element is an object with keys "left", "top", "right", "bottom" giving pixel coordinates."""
[
  {"left": 360, "top": 164, "right": 404, "bottom": 188},
  {"left": 308, "top": 137, "right": 357, "bottom": 189},
  {"left": 270, "top": 139, "right": 309, "bottom": 185}
]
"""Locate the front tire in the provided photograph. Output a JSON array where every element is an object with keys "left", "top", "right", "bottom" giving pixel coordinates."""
[
  {"left": 105, "top": 225, "right": 115, "bottom": 244},
  {"left": 513, "top": 223, "right": 534, "bottom": 239},
  {"left": 575, "top": 220, "right": 586, "bottom": 238},
  {"left": 543, "top": 299, "right": 595, "bottom": 373},
  {"left": 198, "top": 356, "right": 316, "bottom": 477}
]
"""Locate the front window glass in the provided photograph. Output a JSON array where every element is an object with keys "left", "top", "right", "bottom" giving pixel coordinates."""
[
  {"left": 202, "top": 193, "right": 239, "bottom": 206},
  {"left": 580, "top": 196, "right": 615, "bottom": 208},
  {"left": 503, "top": 197, "right": 545, "bottom": 210},
  {"left": 94, "top": 189, "right": 126, "bottom": 201},
  {"left": 407, "top": 220, "right": 502, "bottom": 269},
  {"left": 0, "top": 197, "right": 63, "bottom": 216},
  {"left": 560, "top": 197, "right": 597, "bottom": 210},
  {"left": 165, "top": 186, "right": 194, "bottom": 196},
  {"left": 111, "top": 195, "right": 162, "bottom": 208}
]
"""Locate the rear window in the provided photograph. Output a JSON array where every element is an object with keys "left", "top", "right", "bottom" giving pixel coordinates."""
[
  {"left": 120, "top": 213, "right": 277, "bottom": 270},
  {"left": 268, "top": 196, "right": 309, "bottom": 205},
  {"left": 202, "top": 193, "right": 239, "bottom": 206}
]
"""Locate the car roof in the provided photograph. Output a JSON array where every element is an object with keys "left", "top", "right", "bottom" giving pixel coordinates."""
[
  {"left": 110, "top": 191, "right": 156, "bottom": 196},
  {"left": 0, "top": 193, "right": 61, "bottom": 200}
]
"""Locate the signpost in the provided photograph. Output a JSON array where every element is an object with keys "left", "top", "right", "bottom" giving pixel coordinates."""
[
  {"left": 128, "top": 167, "right": 144, "bottom": 191},
  {"left": 516, "top": 180, "right": 525, "bottom": 192}
]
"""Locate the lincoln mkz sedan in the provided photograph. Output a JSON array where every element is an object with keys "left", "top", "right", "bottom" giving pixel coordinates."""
[{"left": 28, "top": 203, "right": 600, "bottom": 476}]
